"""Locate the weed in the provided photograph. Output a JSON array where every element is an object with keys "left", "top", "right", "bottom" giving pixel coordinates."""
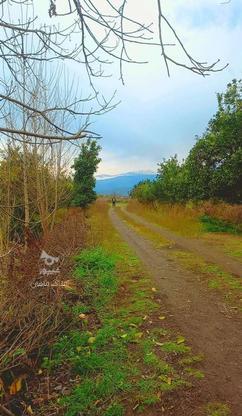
[
  {"left": 200, "top": 215, "right": 240, "bottom": 234},
  {"left": 104, "top": 403, "right": 125, "bottom": 416},
  {"left": 171, "top": 250, "right": 242, "bottom": 309},
  {"left": 160, "top": 341, "right": 190, "bottom": 354},
  {"left": 179, "top": 354, "right": 204, "bottom": 366},
  {"left": 185, "top": 367, "right": 205, "bottom": 379},
  {"left": 208, "top": 279, "right": 221, "bottom": 289},
  {"left": 206, "top": 402, "right": 231, "bottom": 416}
]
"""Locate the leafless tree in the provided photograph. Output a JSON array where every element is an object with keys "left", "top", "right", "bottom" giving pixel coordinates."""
[
  {"left": 0, "top": 0, "right": 228, "bottom": 144},
  {"left": 0, "top": 0, "right": 116, "bottom": 144},
  {"left": 51, "top": 0, "right": 228, "bottom": 80}
]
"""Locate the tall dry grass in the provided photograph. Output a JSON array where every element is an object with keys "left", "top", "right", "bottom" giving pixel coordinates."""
[
  {"left": 200, "top": 201, "right": 242, "bottom": 226},
  {"left": 126, "top": 200, "right": 202, "bottom": 237},
  {"left": 87, "top": 198, "right": 117, "bottom": 249},
  {"left": 0, "top": 208, "right": 87, "bottom": 384},
  {"left": 127, "top": 200, "right": 242, "bottom": 237}
]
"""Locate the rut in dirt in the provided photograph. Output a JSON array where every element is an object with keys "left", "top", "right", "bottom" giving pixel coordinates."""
[
  {"left": 109, "top": 207, "right": 242, "bottom": 416},
  {"left": 121, "top": 207, "right": 242, "bottom": 278}
]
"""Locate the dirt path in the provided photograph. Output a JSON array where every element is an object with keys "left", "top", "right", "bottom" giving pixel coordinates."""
[
  {"left": 121, "top": 207, "right": 242, "bottom": 278},
  {"left": 109, "top": 207, "right": 242, "bottom": 416}
]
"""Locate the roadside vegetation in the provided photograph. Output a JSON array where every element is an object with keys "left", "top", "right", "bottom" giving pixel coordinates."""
[
  {"left": 125, "top": 200, "right": 242, "bottom": 261},
  {"left": 31, "top": 199, "right": 206, "bottom": 416},
  {"left": 0, "top": 134, "right": 101, "bottom": 414}
]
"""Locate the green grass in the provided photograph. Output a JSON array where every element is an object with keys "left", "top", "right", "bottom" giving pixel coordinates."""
[
  {"left": 200, "top": 215, "right": 241, "bottom": 235},
  {"left": 41, "top": 202, "right": 205, "bottom": 416},
  {"left": 160, "top": 341, "right": 190, "bottom": 354},
  {"left": 185, "top": 367, "right": 205, "bottom": 379}
]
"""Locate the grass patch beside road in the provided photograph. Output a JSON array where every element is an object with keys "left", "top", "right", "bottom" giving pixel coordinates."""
[
  {"left": 200, "top": 215, "right": 241, "bottom": 235},
  {"left": 170, "top": 250, "right": 242, "bottom": 312}
]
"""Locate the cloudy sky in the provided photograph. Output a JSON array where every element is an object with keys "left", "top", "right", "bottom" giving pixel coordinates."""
[
  {"left": 36, "top": 1, "right": 242, "bottom": 176},
  {"left": 92, "top": 0, "right": 242, "bottom": 175}
]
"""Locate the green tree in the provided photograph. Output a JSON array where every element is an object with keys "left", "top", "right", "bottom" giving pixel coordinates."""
[
  {"left": 130, "top": 180, "right": 157, "bottom": 203},
  {"left": 72, "top": 139, "right": 101, "bottom": 208},
  {"left": 157, "top": 155, "right": 188, "bottom": 202},
  {"left": 186, "top": 79, "right": 242, "bottom": 202},
  {"left": 130, "top": 80, "right": 242, "bottom": 204}
]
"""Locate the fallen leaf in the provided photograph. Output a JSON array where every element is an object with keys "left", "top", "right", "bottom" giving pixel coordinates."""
[
  {"left": 177, "top": 336, "right": 185, "bottom": 344},
  {"left": 88, "top": 337, "right": 96, "bottom": 344},
  {"left": 37, "top": 369, "right": 43, "bottom": 375},
  {"left": 159, "top": 316, "right": 166, "bottom": 320},
  {"left": 9, "top": 376, "right": 25, "bottom": 395},
  {"left": 79, "top": 313, "right": 87, "bottom": 320},
  {"left": 27, "top": 405, "right": 34, "bottom": 415},
  {"left": 151, "top": 287, "right": 157, "bottom": 292}
]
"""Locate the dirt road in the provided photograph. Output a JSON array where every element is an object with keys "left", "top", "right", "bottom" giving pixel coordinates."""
[
  {"left": 109, "top": 207, "right": 242, "bottom": 416},
  {"left": 121, "top": 207, "right": 242, "bottom": 278}
]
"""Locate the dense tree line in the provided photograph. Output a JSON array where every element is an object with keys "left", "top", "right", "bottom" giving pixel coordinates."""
[{"left": 131, "top": 80, "right": 242, "bottom": 204}]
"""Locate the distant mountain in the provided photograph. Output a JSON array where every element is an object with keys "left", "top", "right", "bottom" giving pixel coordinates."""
[{"left": 95, "top": 171, "right": 156, "bottom": 196}]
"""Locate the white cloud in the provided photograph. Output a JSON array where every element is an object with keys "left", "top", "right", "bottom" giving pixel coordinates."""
[
  {"left": 97, "top": 149, "right": 158, "bottom": 175},
  {"left": 17, "top": 1, "right": 242, "bottom": 174}
]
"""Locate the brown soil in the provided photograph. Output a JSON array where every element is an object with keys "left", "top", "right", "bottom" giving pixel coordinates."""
[
  {"left": 121, "top": 207, "right": 242, "bottom": 277},
  {"left": 109, "top": 207, "right": 242, "bottom": 416}
]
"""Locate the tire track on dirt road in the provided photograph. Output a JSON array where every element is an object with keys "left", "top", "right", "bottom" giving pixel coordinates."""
[
  {"left": 121, "top": 207, "right": 242, "bottom": 278},
  {"left": 109, "top": 207, "right": 242, "bottom": 416}
]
